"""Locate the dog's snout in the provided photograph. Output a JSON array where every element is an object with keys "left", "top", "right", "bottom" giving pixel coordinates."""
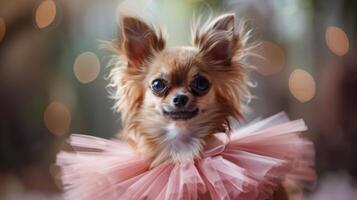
[{"left": 172, "top": 95, "right": 188, "bottom": 108}]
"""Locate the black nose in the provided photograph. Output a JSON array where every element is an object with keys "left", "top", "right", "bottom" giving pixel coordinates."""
[{"left": 172, "top": 95, "right": 188, "bottom": 107}]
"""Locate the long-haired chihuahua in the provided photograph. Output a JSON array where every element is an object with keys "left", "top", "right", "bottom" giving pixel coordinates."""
[{"left": 107, "top": 13, "right": 252, "bottom": 167}]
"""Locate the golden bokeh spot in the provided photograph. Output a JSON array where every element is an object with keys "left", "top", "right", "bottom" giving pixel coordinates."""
[
  {"left": 252, "top": 41, "right": 286, "bottom": 76},
  {"left": 0, "top": 18, "right": 5, "bottom": 42},
  {"left": 325, "top": 26, "right": 349, "bottom": 56},
  {"left": 44, "top": 101, "right": 71, "bottom": 136},
  {"left": 74, "top": 52, "right": 101, "bottom": 84},
  {"left": 35, "top": 0, "right": 57, "bottom": 29},
  {"left": 289, "top": 69, "right": 316, "bottom": 103}
]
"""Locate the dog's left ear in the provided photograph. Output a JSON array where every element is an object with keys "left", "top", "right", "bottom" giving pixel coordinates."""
[{"left": 193, "top": 14, "right": 237, "bottom": 65}]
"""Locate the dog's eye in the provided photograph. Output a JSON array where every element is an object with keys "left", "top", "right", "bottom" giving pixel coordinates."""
[
  {"left": 151, "top": 79, "right": 168, "bottom": 96},
  {"left": 190, "top": 76, "right": 210, "bottom": 96}
]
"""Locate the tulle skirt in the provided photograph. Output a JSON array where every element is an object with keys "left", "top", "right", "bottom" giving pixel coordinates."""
[{"left": 56, "top": 112, "right": 315, "bottom": 200}]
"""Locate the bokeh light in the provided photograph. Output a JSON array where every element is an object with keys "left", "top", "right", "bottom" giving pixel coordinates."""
[
  {"left": 73, "top": 52, "right": 101, "bottom": 84},
  {"left": 0, "top": 18, "right": 5, "bottom": 42},
  {"left": 325, "top": 26, "right": 349, "bottom": 56},
  {"left": 49, "top": 79, "right": 78, "bottom": 112},
  {"left": 251, "top": 41, "right": 286, "bottom": 76},
  {"left": 289, "top": 69, "right": 316, "bottom": 103},
  {"left": 35, "top": 0, "right": 57, "bottom": 29},
  {"left": 43, "top": 101, "right": 71, "bottom": 136}
]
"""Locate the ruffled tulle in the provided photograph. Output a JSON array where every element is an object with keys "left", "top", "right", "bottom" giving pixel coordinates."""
[{"left": 56, "top": 112, "right": 315, "bottom": 200}]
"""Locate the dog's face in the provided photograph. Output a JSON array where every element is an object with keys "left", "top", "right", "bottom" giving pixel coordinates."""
[
  {"left": 144, "top": 48, "right": 215, "bottom": 122},
  {"left": 109, "top": 14, "right": 250, "bottom": 165}
]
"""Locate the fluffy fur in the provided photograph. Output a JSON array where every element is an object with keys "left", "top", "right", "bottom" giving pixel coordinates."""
[{"left": 106, "top": 14, "right": 254, "bottom": 167}]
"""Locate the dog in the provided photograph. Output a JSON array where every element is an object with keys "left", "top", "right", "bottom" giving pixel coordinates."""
[
  {"left": 107, "top": 13, "right": 253, "bottom": 167},
  {"left": 49, "top": 13, "right": 314, "bottom": 199}
]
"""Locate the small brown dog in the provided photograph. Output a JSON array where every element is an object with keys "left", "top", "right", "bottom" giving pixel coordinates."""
[
  {"left": 54, "top": 13, "right": 313, "bottom": 199},
  {"left": 108, "top": 14, "right": 252, "bottom": 167}
]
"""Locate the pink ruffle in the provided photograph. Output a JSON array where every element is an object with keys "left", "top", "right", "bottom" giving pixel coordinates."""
[{"left": 56, "top": 112, "right": 315, "bottom": 200}]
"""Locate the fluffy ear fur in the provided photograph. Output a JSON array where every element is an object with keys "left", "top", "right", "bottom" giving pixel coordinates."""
[
  {"left": 193, "top": 14, "right": 238, "bottom": 66},
  {"left": 119, "top": 16, "right": 165, "bottom": 66},
  {"left": 192, "top": 14, "right": 253, "bottom": 120}
]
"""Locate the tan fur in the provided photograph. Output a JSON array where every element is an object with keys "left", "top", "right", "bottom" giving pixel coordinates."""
[{"left": 107, "top": 14, "right": 253, "bottom": 167}]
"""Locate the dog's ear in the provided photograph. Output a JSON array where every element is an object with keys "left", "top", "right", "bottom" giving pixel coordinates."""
[
  {"left": 193, "top": 14, "right": 237, "bottom": 66},
  {"left": 119, "top": 16, "right": 165, "bottom": 66}
]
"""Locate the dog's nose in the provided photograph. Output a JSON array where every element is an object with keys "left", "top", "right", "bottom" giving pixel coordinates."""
[{"left": 172, "top": 95, "right": 188, "bottom": 108}]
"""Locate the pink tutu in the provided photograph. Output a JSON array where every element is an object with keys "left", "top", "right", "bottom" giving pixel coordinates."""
[{"left": 56, "top": 113, "right": 315, "bottom": 200}]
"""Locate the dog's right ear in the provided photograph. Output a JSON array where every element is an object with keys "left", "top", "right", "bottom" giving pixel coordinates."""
[{"left": 119, "top": 16, "right": 165, "bottom": 67}]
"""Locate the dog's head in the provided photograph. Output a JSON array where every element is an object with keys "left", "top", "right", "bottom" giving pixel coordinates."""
[{"left": 108, "top": 14, "right": 251, "bottom": 165}]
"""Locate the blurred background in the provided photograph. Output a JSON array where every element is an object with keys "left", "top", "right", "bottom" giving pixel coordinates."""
[{"left": 0, "top": 0, "right": 356, "bottom": 199}]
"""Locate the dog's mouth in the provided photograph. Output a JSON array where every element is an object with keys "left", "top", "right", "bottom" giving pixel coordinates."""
[{"left": 163, "top": 108, "right": 199, "bottom": 120}]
